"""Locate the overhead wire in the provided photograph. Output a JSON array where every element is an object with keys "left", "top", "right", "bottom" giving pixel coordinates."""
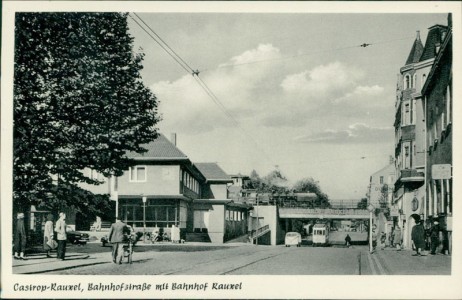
[
  {"left": 129, "top": 13, "right": 403, "bottom": 175},
  {"left": 129, "top": 13, "right": 274, "bottom": 162},
  {"left": 200, "top": 35, "right": 415, "bottom": 73}
]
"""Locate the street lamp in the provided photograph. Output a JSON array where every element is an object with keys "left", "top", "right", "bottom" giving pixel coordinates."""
[
  {"left": 256, "top": 193, "right": 259, "bottom": 246},
  {"left": 367, "top": 203, "right": 375, "bottom": 253},
  {"left": 142, "top": 195, "right": 147, "bottom": 243}
]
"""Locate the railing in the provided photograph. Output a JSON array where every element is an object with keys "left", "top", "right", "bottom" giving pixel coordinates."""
[
  {"left": 279, "top": 208, "right": 369, "bottom": 216},
  {"left": 249, "top": 224, "right": 270, "bottom": 239}
]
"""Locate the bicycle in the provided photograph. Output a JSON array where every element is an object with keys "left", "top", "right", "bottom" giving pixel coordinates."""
[{"left": 122, "top": 235, "right": 136, "bottom": 264}]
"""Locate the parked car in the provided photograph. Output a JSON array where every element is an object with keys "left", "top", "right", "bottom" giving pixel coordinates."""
[
  {"left": 66, "top": 226, "right": 90, "bottom": 245},
  {"left": 285, "top": 232, "right": 301, "bottom": 247}
]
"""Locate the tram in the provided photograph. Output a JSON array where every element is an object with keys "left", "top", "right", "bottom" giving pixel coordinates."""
[{"left": 312, "top": 223, "right": 330, "bottom": 246}]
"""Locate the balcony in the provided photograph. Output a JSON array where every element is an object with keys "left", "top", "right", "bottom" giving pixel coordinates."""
[
  {"left": 399, "top": 169, "right": 424, "bottom": 183},
  {"left": 401, "top": 124, "right": 415, "bottom": 141}
]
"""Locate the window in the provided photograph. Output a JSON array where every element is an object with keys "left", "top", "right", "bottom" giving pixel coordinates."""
[
  {"left": 446, "top": 85, "right": 452, "bottom": 126},
  {"left": 422, "top": 74, "right": 426, "bottom": 87},
  {"left": 413, "top": 74, "right": 417, "bottom": 88},
  {"left": 405, "top": 75, "right": 410, "bottom": 89},
  {"left": 129, "top": 166, "right": 146, "bottom": 182},
  {"left": 403, "top": 102, "right": 411, "bottom": 125},
  {"left": 380, "top": 176, "right": 384, "bottom": 184}
]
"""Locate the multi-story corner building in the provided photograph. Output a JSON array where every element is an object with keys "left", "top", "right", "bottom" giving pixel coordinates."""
[
  {"left": 422, "top": 14, "right": 452, "bottom": 254},
  {"left": 393, "top": 24, "right": 448, "bottom": 249}
]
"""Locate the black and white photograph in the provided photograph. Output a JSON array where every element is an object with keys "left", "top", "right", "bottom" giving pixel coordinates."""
[{"left": 1, "top": 1, "right": 461, "bottom": 299}]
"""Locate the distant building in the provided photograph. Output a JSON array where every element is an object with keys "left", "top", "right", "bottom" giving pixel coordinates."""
[
  {"left": 393, "top": 24, "right": 448, "bottom": 249},
  {"left": 422, "top": 14, "right": 452, "bottom": 254},
  {"left": 368, "top": 162, "right": 396, "bottom": 238}
]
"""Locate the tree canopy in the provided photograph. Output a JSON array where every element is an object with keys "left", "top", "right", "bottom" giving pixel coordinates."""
[
  {"left": 293, "top": 177, "right": 330, "bottom": 208},
  {"left": 249, "top": 169, "right": 330, "bottom": 208},
  {"left": 13, "top": 12, "right": 160, "bottom": 215}
]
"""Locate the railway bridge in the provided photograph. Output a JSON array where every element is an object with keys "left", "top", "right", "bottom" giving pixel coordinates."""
[{"left": 278, "top": 208, "right": 370, "bottom": 219}]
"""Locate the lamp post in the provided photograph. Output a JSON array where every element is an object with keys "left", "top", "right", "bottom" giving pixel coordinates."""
[
  {"left": 142, "top": 195, "right": 147, "bottom": 243},
  {"left": 256, "top": 193, "right": 259, "bottom": 246},
  {"left": 367, "top": 203, "right": 375, "bottom": 253}
]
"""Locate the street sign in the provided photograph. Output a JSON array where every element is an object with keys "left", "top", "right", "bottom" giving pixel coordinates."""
[
  {"left": 432, "top": 164, "right": 452, "bottom": 179},
  {"left": 367, "top": 204, "right": 375, "bottom": 212}
]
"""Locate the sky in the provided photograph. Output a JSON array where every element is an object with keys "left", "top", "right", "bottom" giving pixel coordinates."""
[{"left": 127, "top": 13, "right": 448, "bottom": 200}]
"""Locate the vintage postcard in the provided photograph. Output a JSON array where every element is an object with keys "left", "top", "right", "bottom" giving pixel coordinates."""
[{"left": 1, "top": 1, "right": 461, "bottom": 299}]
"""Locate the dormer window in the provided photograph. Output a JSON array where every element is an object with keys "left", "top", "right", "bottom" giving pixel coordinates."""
[{"left": 435, "top": 43, "right": 441, "bottom": 54}]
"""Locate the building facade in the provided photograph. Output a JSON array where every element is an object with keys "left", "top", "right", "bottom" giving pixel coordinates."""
[
  {"left": 393, "top": 24, "right": 448, "bottom": 249},
  {"left": 79, "top": 134, "right": 250, "bottom": 243},
  {"left": 368, "top": 162, "right": 396, "bottom": 241},
  {"left": 422, "top": 14, "right": 452, "bottom": 254}
]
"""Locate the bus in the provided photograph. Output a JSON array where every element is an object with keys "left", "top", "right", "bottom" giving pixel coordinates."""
[{"left": 312, "top": 223, "right": 329, "bottom": 246}]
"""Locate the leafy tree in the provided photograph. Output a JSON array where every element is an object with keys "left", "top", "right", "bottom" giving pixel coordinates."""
[
  {"left": 14, "top": 13, "right": 160, "bottom": 216},
  {"left": 293, "top": 178, "right": 330, "bottom": 208}
]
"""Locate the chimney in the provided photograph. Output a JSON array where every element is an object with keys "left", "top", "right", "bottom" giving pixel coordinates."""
[
  {"left": 170, "top": 133, "right": 177, "bottom": 146},
  {"left": 416, "top": 30, "right": 420, "bottom": 41},
  {"left": 389, "top": 155, "right": 394, "bottom": 165}
]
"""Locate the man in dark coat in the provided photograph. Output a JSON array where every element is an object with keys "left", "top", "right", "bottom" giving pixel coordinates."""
[
  {"left": 14, "top": 212, "right": 27, "bottom": 260},
  {"left": 108, "top": 218, "right": 128, "bottom": 264},
  {"left": 411, "top": 220, "right": 426, "bottom": 256},
  {"left": 430, "top": 221, "right": 440, "bottom": 255}
]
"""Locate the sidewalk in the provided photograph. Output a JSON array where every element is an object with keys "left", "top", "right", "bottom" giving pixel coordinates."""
[
  {"left": 12, "top": 252, "right": 107, "bottom": 274},
  {"left": 365, "top": 247, "right": 451, "bottom": 275},
  {"left": 12, "top": 242, "right": 248, "bottom": 274}
]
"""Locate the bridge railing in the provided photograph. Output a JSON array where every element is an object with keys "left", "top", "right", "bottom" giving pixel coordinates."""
[
  {"left": 249, "top": 224, "right": 270, "bottom": 239},
  {"left": 279, "top": 208, "right": 369, "bottom": 215}
]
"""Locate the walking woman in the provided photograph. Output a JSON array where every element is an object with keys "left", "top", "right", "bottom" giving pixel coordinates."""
[
  {"left": 43, "top": 214, "right": 55, "bottom": 257},
  {"left": 55, "top": 212, "right": 67, "bottom": 260}
]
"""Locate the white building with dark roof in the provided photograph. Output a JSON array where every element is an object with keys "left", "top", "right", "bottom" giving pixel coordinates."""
[{"left": 80, "top": 133, "right": 250, "bottom": 243}]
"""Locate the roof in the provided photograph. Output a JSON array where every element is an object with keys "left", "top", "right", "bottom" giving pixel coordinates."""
[
  {"left": 126, "top": 133, "right": 188, "bottom": 160},
  {"left": 419, "top": 25, "right": 448, "bottom": 62},
  {"left": 194, "top": 162, "right": 232, "bottom": 182},
  {"left": 405, "top": 32, "right": 424, "bottom": 65}
]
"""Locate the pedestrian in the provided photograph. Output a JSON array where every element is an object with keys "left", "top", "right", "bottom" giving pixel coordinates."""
[
  {"left": 43, "top": 213, "right": 56, "bottom": 258},
  {"left": 13, "top": 212, "right": 27, "bottom": 260},
  {"left": 95, "top": 216, "right": 102, "bottom": 231},
  {"left": 393, "top": 226, "right": 402, "bottom": 250},
  {"left": 371, "top": 228, "right": 378, "bottom": 252},
  {"left": 380, "top": 232, "right": 387, "bottom": 250},
  {"left": 430, "top": 221, "right": 440, "bottom": 255},
  {"left": 345, "top": 234, "right": 352, "bottom": 247},
  {"left": 108, "top": 217, "right": 129, "bottom": 264},
  {"left": 411, "top": 220, "right": 426, "bottom": 256},
  {"left": 55, "top": 212, "right": 67, "bottom": 260}
]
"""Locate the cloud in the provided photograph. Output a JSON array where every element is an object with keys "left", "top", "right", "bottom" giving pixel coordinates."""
[
  {"left": 294, "top": 123, "right": 394, "bottom": 144},
  {"left": 333, "top": 84, "right": 385, "bottom": 104},
  {"left": 280, "top": 62, "right": 364, "bottom": 99},
  {"left": 152, "top": 46, "right": 388, "bottom": 134},
  {"left": 152, "top": 43, "right": 283, "bottom": 134}
]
